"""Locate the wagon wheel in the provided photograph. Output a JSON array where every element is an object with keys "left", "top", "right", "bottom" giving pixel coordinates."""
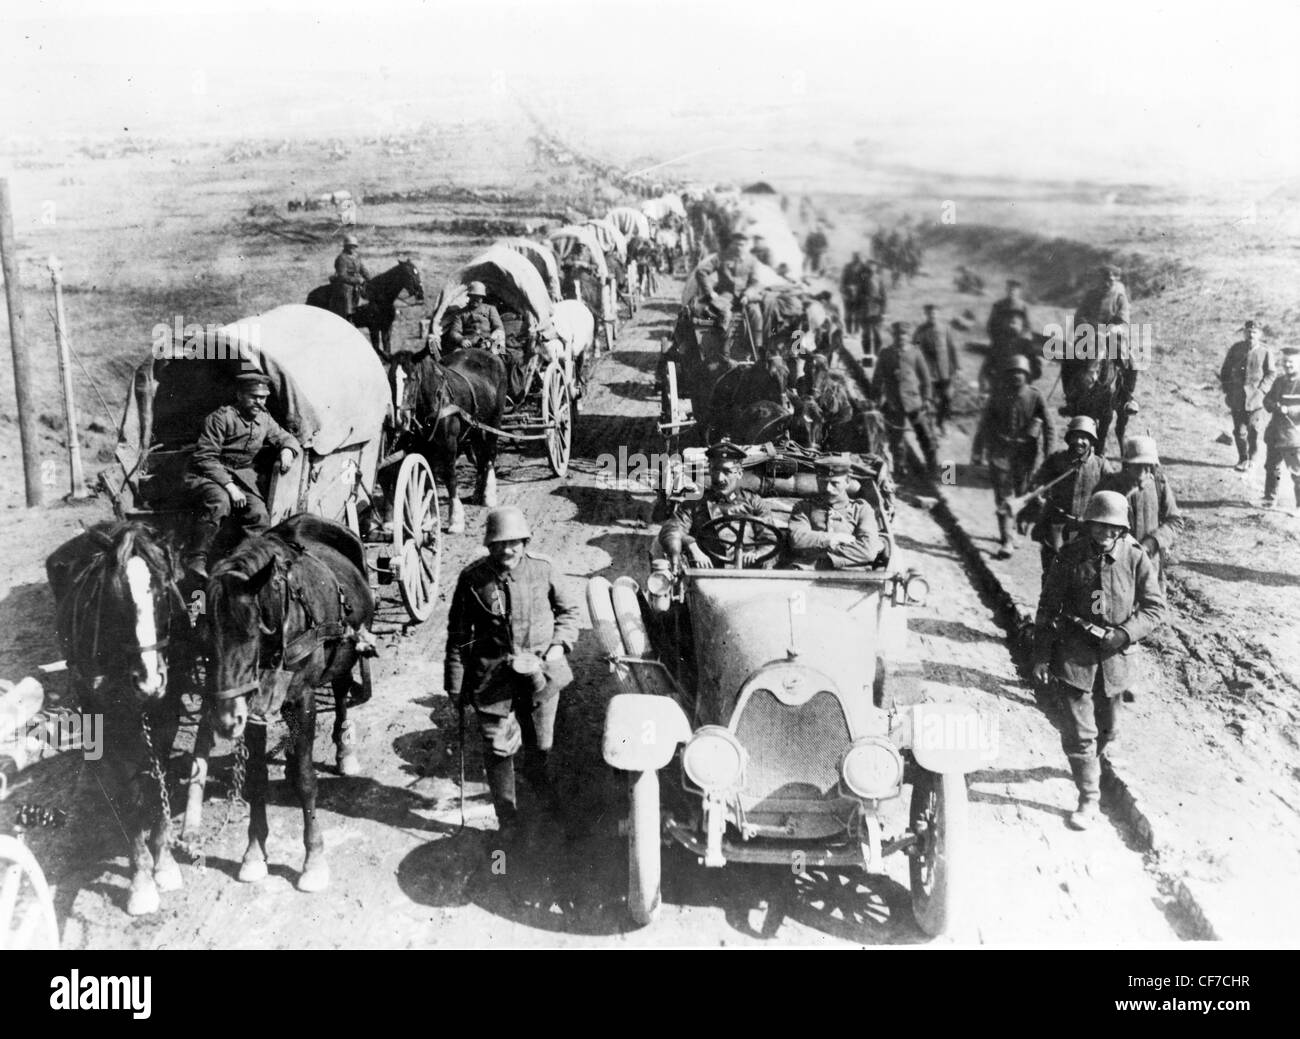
[
  {"left": 908, "top": 769, "right": 970, "bottom": 937},
  {"left": 0, "top": 836, "right": 60, "bottom": 950},
  {"left": 540, "top": 361, "right": 573, "bottom": 478},
  {"left": 392, "top": 453, "right": 442, "bottom": 623},
  {"left": 606, "top": 281, "right": 620, "bottom": 343}
]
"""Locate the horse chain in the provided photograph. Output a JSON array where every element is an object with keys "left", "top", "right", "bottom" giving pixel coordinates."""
[{"left": 139, "top": 711, "right": 174, "bottom": 847}]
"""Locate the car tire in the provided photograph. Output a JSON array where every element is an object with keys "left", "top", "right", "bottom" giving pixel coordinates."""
[
  {"left": 627, "top": 769, "right": 662, "bottom": 926},
  {"left": 908, "top": 769, "right": 969, "bottom": 937}
]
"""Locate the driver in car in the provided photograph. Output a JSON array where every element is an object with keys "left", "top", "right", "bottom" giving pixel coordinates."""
[
  {"left": 788, "top": 455, "right": 882, "bottom": 570},
  {"left": 658, "top": 441, "right": 777, "bottom": 569}
]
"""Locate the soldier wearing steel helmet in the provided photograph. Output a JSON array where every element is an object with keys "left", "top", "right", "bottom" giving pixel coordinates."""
[
  {"left": 1096, "top": 436, "right": 1184, "bottom": 590},
  {"left": 1032, "top": 490, "right": 1166, "bottom": 830},
  {"left": 972, "top": 354, "right": 1054, "bottom": 559},
  {"left": 443, "top": 506, "right": 580, "bottom": 839},
  {"left": 444, "top": 280, "right": 504, "bottom": 353},
  {"left": 331, "top": 233, "right": 371, "bottom": 322},
  {"left": 1017, "top": 415, "right": 1122, "bottom": 576}
]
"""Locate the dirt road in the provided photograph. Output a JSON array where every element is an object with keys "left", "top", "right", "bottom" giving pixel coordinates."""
[{"left": 14, "top": 286, "right": 1185, "bottom": 948}]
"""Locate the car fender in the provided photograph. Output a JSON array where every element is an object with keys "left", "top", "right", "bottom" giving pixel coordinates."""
[
  {"left": 603, "top": 693, "right": 692, "bottom": 772},
  {"left": 908, "top": 702, "right": 998, "bottom": 774}
]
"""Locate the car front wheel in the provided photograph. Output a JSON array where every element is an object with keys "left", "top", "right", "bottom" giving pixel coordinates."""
[
  {"left": 627, "top": 769, "right": 662, "bottom": 926},
  {"left": 908, "top": 769, "right": 969, "bottom": 937}
]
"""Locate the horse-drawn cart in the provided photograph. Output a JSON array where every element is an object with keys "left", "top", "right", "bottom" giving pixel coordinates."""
[
  {"left": 549, "top": 224, "right": 618, "bottom": 352},
  {"left": 102, "top": 304, "right": 443, "bottom": 622},
  {"left": 0, "top": 774, "right": 61, "bottom": 949},
  {"left": 425, "top": 247, "right": 591, "bottom": 479}
]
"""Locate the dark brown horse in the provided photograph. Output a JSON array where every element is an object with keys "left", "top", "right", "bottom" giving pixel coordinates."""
[
  {"left": 307, "top": 258, "right": 424, "bottom": 355},
  {"left": 705, "top": 352, "right": 792, "bottom": 442},
  {"left": 204, "top": 515, "right": 374, "bottom": 893},
  {"left": 46, "top": 521, "right": 197, "bottom": 915},
  {"left": 397, "top": 347, "right": 511, "bottom": 535},
  {"left": 1063, "top": 343, "right": 1123, "bottom": 456}
]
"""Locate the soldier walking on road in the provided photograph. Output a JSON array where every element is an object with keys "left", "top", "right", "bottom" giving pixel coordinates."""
[
  {"left": 330, "top": 233, "right": 371, "bottom": 323},
  {"left": 859, "top": 261, "right": 887, "bottom": 360},
  {"left": 1261, "top": 346, "right": 1300, "bottom": 514},
  {"left": 1032, "top": 491, "right": 1166, "bottom": 830},
  {"left": 986, "top": 279, "right": 1032, "bottom": 357},
  {"left": 840, "top": 252, "right": 867, "bottom": 335},
  {"left": 972, "top": 355, "right": 1054, "bottom": 558},
  {"left": 913, "top": 303, "right": 960, "bottom": 436},
  {"left": 872, "top": 321, "right": 937, "bottom": 477},
  {"left": 1219, "top": 319, "right": 1276, "bottom": 472},
  {"left": 443, "top": 507, "right": 580, "bottom": 843},
  {"left": 1097, "top": 436, "right": 1183, "bottom": 590},
  {"left": 1017, "top": 415, "right": 1120, "bottom": 577}
]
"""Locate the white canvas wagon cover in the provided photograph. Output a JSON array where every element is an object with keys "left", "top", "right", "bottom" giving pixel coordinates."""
[
  {"left": 138, "top": 304, "right": 390, "bottom": 457},
  {"left": 429, "top": 245, "right": 558, "bottom": 345}
]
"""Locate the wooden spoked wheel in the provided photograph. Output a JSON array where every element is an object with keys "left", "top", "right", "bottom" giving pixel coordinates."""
[
  {"left": 541, "top": 361, "right": 573, "bottom": 478},
  {"left": 0, "top": 836, "right": 59, "bottom": 950},
  {"left": 391, "top": 453, "right": 442, "bottom": 623}
]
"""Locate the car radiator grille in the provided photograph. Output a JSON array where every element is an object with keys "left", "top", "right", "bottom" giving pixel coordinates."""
[{"left": 733, "top": 689, "right": 850, "bottom": 807}]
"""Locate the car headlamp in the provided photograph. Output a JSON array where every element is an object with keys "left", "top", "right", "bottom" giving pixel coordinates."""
[
  {"left": 904, "top": 574, "right": 929, "bottom": 606},
  {"left": 841, "top": 738, "right": 903, "bottom": 799},
  {"left": 682, "top": 726, "right": 745, "bottom": 792}
]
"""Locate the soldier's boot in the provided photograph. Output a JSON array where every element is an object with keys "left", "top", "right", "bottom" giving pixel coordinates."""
[
  {"left": 183, "top": 520, "right": 220, "bottom": 581},
  {"left": 523, "top": 748, "right": 560, "bottom": 817},
  {"left": 486, "top": 755, "right": 520, "bottom": 844},
  {"left": 1263, "top": 468, "right": 1280, "bottom": 508},
  {"left": 1067, "top": 756, "right": 1102, "bottom": 831}
]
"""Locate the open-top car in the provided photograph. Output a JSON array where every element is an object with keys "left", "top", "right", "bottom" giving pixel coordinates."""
[{"left": 588, "top": 450, "right": 990, "bottom": 936}]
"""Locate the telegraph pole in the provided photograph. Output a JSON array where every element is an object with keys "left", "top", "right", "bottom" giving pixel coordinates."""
[
  {"left": 49, "top": 256, "right": 89, "bottom": 498},
  {"left": 0, "top": 179, "right": 44, "bottom": 506}
]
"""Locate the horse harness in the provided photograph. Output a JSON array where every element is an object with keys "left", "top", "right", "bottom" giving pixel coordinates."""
[{"left": 211, "top": 541, "right": 355, "bottom": 706}]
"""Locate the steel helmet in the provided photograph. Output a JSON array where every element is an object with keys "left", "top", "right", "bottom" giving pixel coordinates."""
[
  {"left": 466, "top": 280, "right": 487, "bottom": 298},
  {"left": 484, "top": 505, "right": 531, "bottom": 544},
  {"left": 1065, "top": 415, "right": 1098, "bottom": 442},
  {"left": 1083, "top": 490, "right": 1130, "bottom": 529},
  {"left": 1003, "top": 355, "right": 1032, "bottom": 376},
  {"left": 1123, "top": 436, "right": 1160, "bottom": 466},
  {"left": 342, "top": 233, "right": 360, "bottom": 247}
]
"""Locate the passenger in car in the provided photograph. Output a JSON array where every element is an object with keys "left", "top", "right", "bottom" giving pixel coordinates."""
[{"left": 787, "top": 455, "right": 882, "bottom": 570}]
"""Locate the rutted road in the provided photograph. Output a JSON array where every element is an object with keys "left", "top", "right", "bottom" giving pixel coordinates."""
[{"left": 31, "top": 288, "right": 1184, "bottom": 947}]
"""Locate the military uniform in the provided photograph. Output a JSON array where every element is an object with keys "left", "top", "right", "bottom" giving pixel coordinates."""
[
  {"left": 1262, "top": 367, "right": 1300, "bottom": 507},
  {"left": 986, "top": 294, "right": 1032, "bottom": 355},
  {"left": 694, "top": 250, "right": 764, "bottom": 346},
  {"left": 184, "top": 403, "right": 300, "bottom": 561},
  {"left": 840, "top": 257, "right": 867, "bottom": 334},
  {"left": 913, "top": 317, "right": 960, "bottom": 433},
  {"left": 1071, "top": 275, "right": 1135, "bottom": 426},
  {"left": 444, "top": 300, "right": 504, "bottom": 352},
  {"left": 872, "top": 334, "right": 937, "bottom": 474},
  {"left": 973, "top": 380, "right": 1053, "bottom": 551},
  {"left": 1024, "top": 449, "right": 1120, "bottom": 573},
  {"left": 331, "top": 250, "right": 371, "bottom": 319},
  {"left": 658, "top": 489, "right": 775, "bottom": 559},
  {"left": 1095, "top": 467, "right": 1183, "bottom": 587},
  {"left": 444, "top": 551, "right": 580, "bottom": 825},
  {"left": 1034, "top": 533, "right": 1165, "bottom": 813},
  {"left": 787, "top": 496, "right": 881, "bottom": 570},
  {"left": 981, "top": 334, "right": 1044, "bottom": 392},
  {"left": 859, "top": 269, "right": 887, "bottom": 357},
  {"left": 1220, "top": 334, "right": 1276, "bottom": 467}
]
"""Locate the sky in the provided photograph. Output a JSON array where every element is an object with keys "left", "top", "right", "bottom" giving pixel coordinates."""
[{"left": 3, "top": 0, "right": 1298, "bottom": 186}]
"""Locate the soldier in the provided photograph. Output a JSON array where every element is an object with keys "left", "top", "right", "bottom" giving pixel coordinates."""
[
  {"left": 872, "top": 320, "right": 937, "bottom": 477},
  {"left": 913, "top": 303, "right": 960, "bottom": 436},
  {"left": 1017, "top": 416, "right": 1121, "bottom": 576},
  {"left": 444, "top": 280, "right": 504, "bottom": 353},
  {"left": 1032, "top": 491, "right": 1166, "bottom": 830},
  {"left": 182, "top": 372, "right": 300, "bottom": 579},
  {"left": 859, "top": 260, "right": 888, "bottom": 359},
  {"left": 787, "top": 455, "right": 882, "bottom": 570},
  {"left": 840, "top": 252, "right": 867, "bottom": 334},
  {"left": 443, "top": 506, "right": 580, "bottom": 841},
  {"left": 693, "top": 229, "right": 764, "bottom": 350},
  {"left": 986, "top": 279, "right": 1032, "bottom": 357},
  {"left": 981, "top": 311, "right": 1044, "bottom": 392},
  {"left": 330, "top": 233, "right": 371, "bottom": 323},
  {"left": 1219, "top": 319, "right": 1276, "bottom": 472},
  {"left": 803, "top": 227, "right": 829, "bottom": 274},
  {"left": 971, "top": 355, "right": 1054, "bottom": 559},
  {"left": 1097, "top": 436, "right": 1184, "bottom": 589},
  {"left": 1071, "top": 264, "right": 1136, "bottom": 435},
  {"left": 659, "top": 442, "right": 777, "bottom": 568},
  {"left": 1261, "top": 346, "right": 1300, "bottom": 513}
]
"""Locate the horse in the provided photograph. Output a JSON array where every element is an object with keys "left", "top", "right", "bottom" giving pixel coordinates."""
[
  {"left": 306, "top": 258, "right": 424, "bottom": 355},
  {"left": 398, "top": 347, "right": 510, "bottom": 535},
  {"left": 1062, "top": 346, "right": 1123, "bottom": 455},
  {"left": 552, "top": 298, "right": 595, "bottom": 400},
  {"left": 45, "top": 521, "right": 196, "bottom": 916},
  {"left": 203, "top": 515, "right": 375, "bottom": 893},
  {"left": 706, "top": 352, "right": 791, "bottom": 442}
]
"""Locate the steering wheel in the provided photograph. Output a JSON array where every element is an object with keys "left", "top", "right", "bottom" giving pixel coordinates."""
[{"left": 694, "top": 515, "right": 784, "bottom": 570}]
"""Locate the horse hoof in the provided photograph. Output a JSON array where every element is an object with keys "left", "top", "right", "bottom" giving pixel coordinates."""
[
  {"left": 482, "top": 472, "right": 499, "bottom": 508},
  {"left": 154, "top": 859, "right": 183, "bottom": 893},
  {"left": 127, "top": 884, "right": 160, "bottom": 917},
  {"left": 297, "top": 862, "right": 330, "bottom": 893},
  {"left": 238, "top": 859, "right": 268, "bottom": 883},
  {"left": 337, "top": 751, "right": 362, "bottom": 777}
]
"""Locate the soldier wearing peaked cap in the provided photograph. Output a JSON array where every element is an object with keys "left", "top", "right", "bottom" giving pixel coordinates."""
[
  {"left": 443, "top": 506, "right": 580, "bottom": 840},
  {"left": 658, "top": 442, "right": 776, "bottom": 569},
  {"left": 787, "top": 456, "right": 882, "bottom": 570},
  {"left": 913, "top": 304, "right": 960, "bottom": 436},
  {"left": 1261, "top": 346, "right": 1300, "bottom": 513},
  {"left": 872, "top": 320, "right": 937, "bottom": 476},
  {"left": 1033, "top": 491, "right": 1166, "bottom": 830},
  {"left": 181, "top": 372, "right": 300, "bottom": 579},
  {"left": 331, "top": 233, "right": 371, "bottom": 322},
  {"left": 1220, "top": 319, "right": 1276, "bottom": 472}
]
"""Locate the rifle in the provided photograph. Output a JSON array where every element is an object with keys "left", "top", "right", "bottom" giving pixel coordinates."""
[{"left": 1001, "top": 460, "right": 1082, "bottom": 518}]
